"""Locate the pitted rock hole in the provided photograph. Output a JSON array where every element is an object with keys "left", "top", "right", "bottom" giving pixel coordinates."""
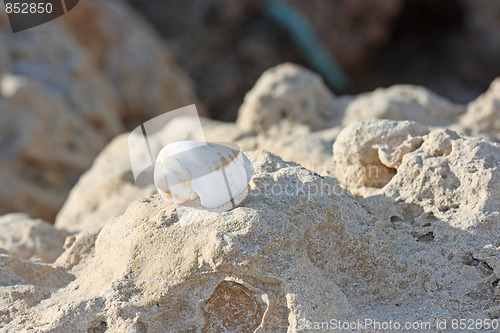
[
  {"left": 87, "top": 320, "right": 107, "bottom": 333},
  {"left": 202, "top": 281, "right": 267, "bottom": 332}
]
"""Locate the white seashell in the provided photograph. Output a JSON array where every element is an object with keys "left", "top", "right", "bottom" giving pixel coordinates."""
[{"left": 153, "top": 141, "right": 253, "bottom": 210}]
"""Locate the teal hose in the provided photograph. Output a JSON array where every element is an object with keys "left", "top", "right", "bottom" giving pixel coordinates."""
[{"left": 264, "top": 0, "right": 349, "bottom": 91}]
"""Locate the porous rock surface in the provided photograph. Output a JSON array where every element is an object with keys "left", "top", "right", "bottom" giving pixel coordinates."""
[
  {"left": 206, "top": 117, "right": 340, "bottom": 175},
  {"left": 4, "top": 152, "right": 361, "bottom": 331},
  {"left": 3, "top": 151, "right": 499, "bottom": 332},
  {"left": 237, "top": 63, "right": 349, "bottom": 133},
  {"left": 0, "top": 0, "right": 198, "bottom": 221}
]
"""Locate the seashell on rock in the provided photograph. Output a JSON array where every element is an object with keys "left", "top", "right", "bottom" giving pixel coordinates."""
[{"left": 153, "top": 141, "right": 253, "bottom": 210}]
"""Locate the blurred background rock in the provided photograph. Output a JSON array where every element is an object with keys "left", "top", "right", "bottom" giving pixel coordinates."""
[{"left": 0, "top": 0, "right": 200, "bottom": 221}]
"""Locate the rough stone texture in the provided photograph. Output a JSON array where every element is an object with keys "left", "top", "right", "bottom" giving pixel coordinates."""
[
  {"left": 4, "top": 62, "right": 500, "bottom": 331},
  {"left": 206, "top": 118, "right": 340, "bottom": 175},
  {"left": 2, "top": 151, "right": 498, "bottom": 332},
  {"left": 0, "top": 0, "right": 199, "bottom": 221},
  {"left": 237, "top": 63, "right": 349, "bottom": 133},
  {"left": 55, "top": 65, "right": 499, "bottom": 234},
  {"left": 0, "top": 253, "right": 74, "bottom": 326},
  {"left": 0, "top": 213, "right": 68, "bottom": 263},
  {"left": 458, "top": 77, "right": 500, "bottom": 141},
  {"left": 342, "top": 85, "right": 465, "bottom": 127},
  {"left": 0, "top": 44, "right": 115, "bottom": 222},
  {"left": 332, "top": 120, "right": 429, "bottom": 196},
  {"left": 55, "top": 116, "right": 341, "bottom": 233},
  {"left": 254, "top": 127, "right": 341, "bottom": 175},
  {"left": 54, "top": 118, "right": 248, "bottom": 233}
]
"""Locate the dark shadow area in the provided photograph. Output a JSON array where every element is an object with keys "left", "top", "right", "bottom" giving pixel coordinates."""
[{"left": 360, "top": 0, "right": 500, "bottom": 104}]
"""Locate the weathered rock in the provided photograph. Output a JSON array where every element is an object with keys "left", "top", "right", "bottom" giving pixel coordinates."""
[
  {"left": 0, "top": 37, "right": 114, "bottom": 222},
  {"left": 382, "top": 128, "right": 500, "bottom": 231},
  {"left": 3, "top": 151, "right": 498, "bottom": 331},
  {"left": 458, "top": 77, "right": 500, "bottom": 141},
  {"left": 255, "top": 126, "right": 341, "bottom": 175},
  {"left": 206, "top": 118, "right": 339, "bottom": 174},
  {"left": 332, "top": 120, "right": 429, "bottom": 196},
  {"left": 202, "top": 118, "right": 255, "bottom": 146},
  {"left": 342, "top": 85, "right": 465, "bottom": 127},
  {"left": 55, "top": 227, "right": 101, "bottom": 271},
  {"left": 0, "top": 213, "right": 68, "bottom": 263},
  {"left": 237, "top": 63, "right": 349, "bottom": 133},
  {"left": 54, "top": 116, "right": 240, "bottom": 233},
  {"left": 0, "top": 0, "right": 199, "bottom": 221}
]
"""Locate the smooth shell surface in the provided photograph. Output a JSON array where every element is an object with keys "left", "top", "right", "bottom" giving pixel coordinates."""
[{"left": 153, "top": 141, "right": 253, "bottom": 209}]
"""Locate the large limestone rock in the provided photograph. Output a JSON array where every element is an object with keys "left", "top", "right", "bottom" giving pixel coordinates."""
[
  {"left": 56, "top": 117, "right": 340, "bottom": 233},
  {"left": 237, "top": 63, "right": 349, "bottom": 133},
  {"left": 334, "top": 120, "right": 500, "bottom": 233},
  {"left": 0, "top": 213, "right": 68, "bottom": 263},
  {"left": 2, "top": 151, "right": 498, "bottom": 331},
  {"left": 205, "top": 117, "right": 340, "bottom": 175},
  {"left": 0, "top": 0, "right": 199, "bottom": 221},
  {"left": 342, "top": 85, "right": 465, "bottom": 127},
  {"left": 206, "top": 117, "right": 340, "bottom": 174},
  {"left": 55, "top": 117, "right": 249, "bottom": 233}
]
